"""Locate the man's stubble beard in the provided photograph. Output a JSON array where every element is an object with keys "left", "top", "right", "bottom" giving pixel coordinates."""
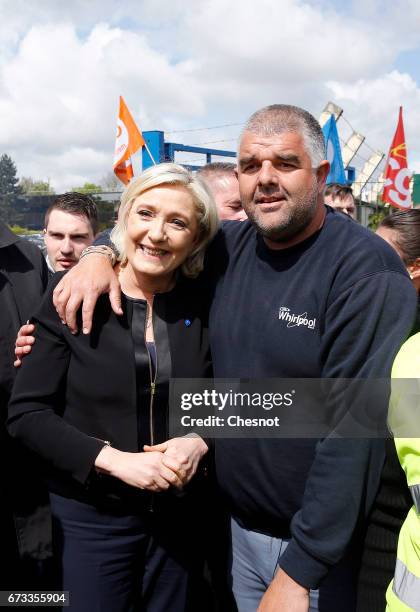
[{"left": 243, "top": 180, "right": 320, "bottom": 244}]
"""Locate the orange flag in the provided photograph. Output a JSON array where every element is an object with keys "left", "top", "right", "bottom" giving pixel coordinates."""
[
  {"left": 382, "top": 107, "right": 412, "bottom": 209},
  {"left": 113, "top": 96, "right": 145, "bottom": 185}
]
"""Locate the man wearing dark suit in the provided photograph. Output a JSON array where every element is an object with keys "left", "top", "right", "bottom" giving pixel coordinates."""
[{"left": 0, "top": 222, "right": 50, "bottom": 589}]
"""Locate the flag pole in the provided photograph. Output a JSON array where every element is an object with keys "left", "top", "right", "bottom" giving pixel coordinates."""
[{"left": 143, "top": 140, "right": 157, "bottom": 165}]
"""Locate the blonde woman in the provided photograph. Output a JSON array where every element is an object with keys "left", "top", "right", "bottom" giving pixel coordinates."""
[{"left": 8, "top": 163, "right": 219, "bottom": 612}]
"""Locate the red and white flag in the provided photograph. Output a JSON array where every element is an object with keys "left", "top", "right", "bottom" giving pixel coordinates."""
[
  {"left": 113, "top": 96, "right": 145, "bottom": 185},
  {"left": 382, "top": 107, "right": 412, "bottom": 209}
]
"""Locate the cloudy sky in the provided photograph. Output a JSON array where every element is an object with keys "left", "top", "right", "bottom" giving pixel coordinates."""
[{"left": 1, "top": 0, "right": 419, "bottom": 192}]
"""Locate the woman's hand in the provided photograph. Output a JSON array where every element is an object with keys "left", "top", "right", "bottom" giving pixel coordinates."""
[
  {"left": 94, "top": 446, "right": 182, "bottom": 492},
  {"left": 143, "top": 436, "right": 208, "bottom": 487},
  {"left": 53, "top": 254, "right": 122, "bottom": 335},
  {"left": 14, "top": 323, "right": 35, "bottom": 367}
]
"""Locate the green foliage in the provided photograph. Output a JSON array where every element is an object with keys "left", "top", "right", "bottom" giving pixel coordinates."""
[
  {"left": 0, "top": 154, "right": 20, "bottom": 195},
  {"left": 0, "top": 154, "right": 21, "bottom": 222},
  {"left": 367, "top": 208, "right": 390, "bottom": 231},
  {"left": 96, "top": 200, "right": 116, "bottom": 229},
  {"left": 20, "top": 176, "right": 55, "bottom": 195},
  {"left": 71, "top": 182, "right": 102, "bottom": 194},
  {"left": 98, "top": 220, "right": 114, "bottom": 232},
  {"left": 8, "top": 225, "right": 40, "bottom": 235}
]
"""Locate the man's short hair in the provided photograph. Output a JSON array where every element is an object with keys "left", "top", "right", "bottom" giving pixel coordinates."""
[
  {"left": 44, "top": 192, "right": 99, "bottom": 235},
  {"left": 240, "top": 104, "right": 325, "bottom": 167},
  {"left": 324, "top": 183, "right": 354, "bottom": 201},
  {"left": 197, "top": 162, "right": 236, "bottom": 180}
]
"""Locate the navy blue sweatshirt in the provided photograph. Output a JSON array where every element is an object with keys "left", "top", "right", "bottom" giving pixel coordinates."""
[{"left": 205, "top": 209, "right": 417, "bottom": 588}]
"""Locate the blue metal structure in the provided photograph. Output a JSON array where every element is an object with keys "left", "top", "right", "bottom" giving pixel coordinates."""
[
  {"left": 141, "top": 129, "right": 355, "bottom": 186},
  {"left": 142, "top": 130, "right": 236, "bottom": 170}
]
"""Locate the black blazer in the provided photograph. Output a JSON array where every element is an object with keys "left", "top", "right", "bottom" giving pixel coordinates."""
[
  {"left": 0, "top": 225, "right": 48, "bottom": 409},
  {"left": 8, "top": 272, "right": 212, "bottom": 502},
  {"left": 0, "top": 225, "right": 50, "bottom": 560}
]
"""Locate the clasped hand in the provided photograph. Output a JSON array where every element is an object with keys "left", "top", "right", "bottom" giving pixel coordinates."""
[
  {"left": 96, "top": 436, "right": 208, "bottom": 493},
  {"left": 144, "top": 436, "right": 208, "bottom": 488},
  {"left": 111, "top": 450, "right": 184, "bottom": 492}
]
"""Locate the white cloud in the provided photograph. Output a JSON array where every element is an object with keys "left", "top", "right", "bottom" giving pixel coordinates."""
[
  {"left": 0, "top": 21, "right": 204, "bottom": 185},
  {"left": 186, "top": 0, "right": 394, "bottom": 84},
  {"left": 0, "top": 0, "right": 419, "bottom": 189},
  {"left": 18, "top": 147, "right": 111, "bottom": 193},
  {"left": 327, "top": 71, "right": 420, "bottom": 169}
]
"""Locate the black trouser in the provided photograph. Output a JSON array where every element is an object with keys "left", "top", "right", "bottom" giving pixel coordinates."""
[{"left": 50, "top": 493, "right": 208, "bottom": 612}]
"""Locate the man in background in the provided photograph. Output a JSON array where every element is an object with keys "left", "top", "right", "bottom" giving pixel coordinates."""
[
  {"left": 44, "top": 192, "right": 98, "bottom": 273},
  {"left": 324, "top": 183, "right": 357, "bottom": 219},
  {"left": 15, "top": 191, "right": 99, "bottom": 365},
  {"left": 198, "top": 162, "right": 247, "bottom": 221}
]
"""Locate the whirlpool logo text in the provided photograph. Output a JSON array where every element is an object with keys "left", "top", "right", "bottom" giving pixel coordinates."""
[{"left": 278, "top": 306, "right": 316, "bottom": 330}]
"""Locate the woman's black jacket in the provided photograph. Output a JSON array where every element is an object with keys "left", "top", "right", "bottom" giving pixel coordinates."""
[{"left": 8, "top": 272, "right": 212, "bottom": 506}]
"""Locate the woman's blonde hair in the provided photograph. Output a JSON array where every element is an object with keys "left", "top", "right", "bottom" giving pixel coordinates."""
[{"left": 111, "top": 163, "right": 219, "bottom": 278}]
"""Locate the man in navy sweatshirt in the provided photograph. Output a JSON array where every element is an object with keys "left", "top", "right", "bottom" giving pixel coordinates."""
[{"left": 42, "top": 105, "right": 416, "bottom": 612}]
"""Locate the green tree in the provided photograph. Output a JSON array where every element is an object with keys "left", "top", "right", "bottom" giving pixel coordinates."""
[
  {"left": 69, "top": 182, "right": 117, "bottom": 228},
  {"left": 0, "top": 153, "right": 21, "bottom": 221},
  {"left": 0, "top": 154, "right": 20, "bottom": 195},
  {"left": 71, "top": 182, "right": 102, "bottom": 194},
  {"left": 20, "top": 176, "right": 55, "bottom": 195},
  {"left": 367, "top": 208, "right": 390, "bottom": 231}
]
